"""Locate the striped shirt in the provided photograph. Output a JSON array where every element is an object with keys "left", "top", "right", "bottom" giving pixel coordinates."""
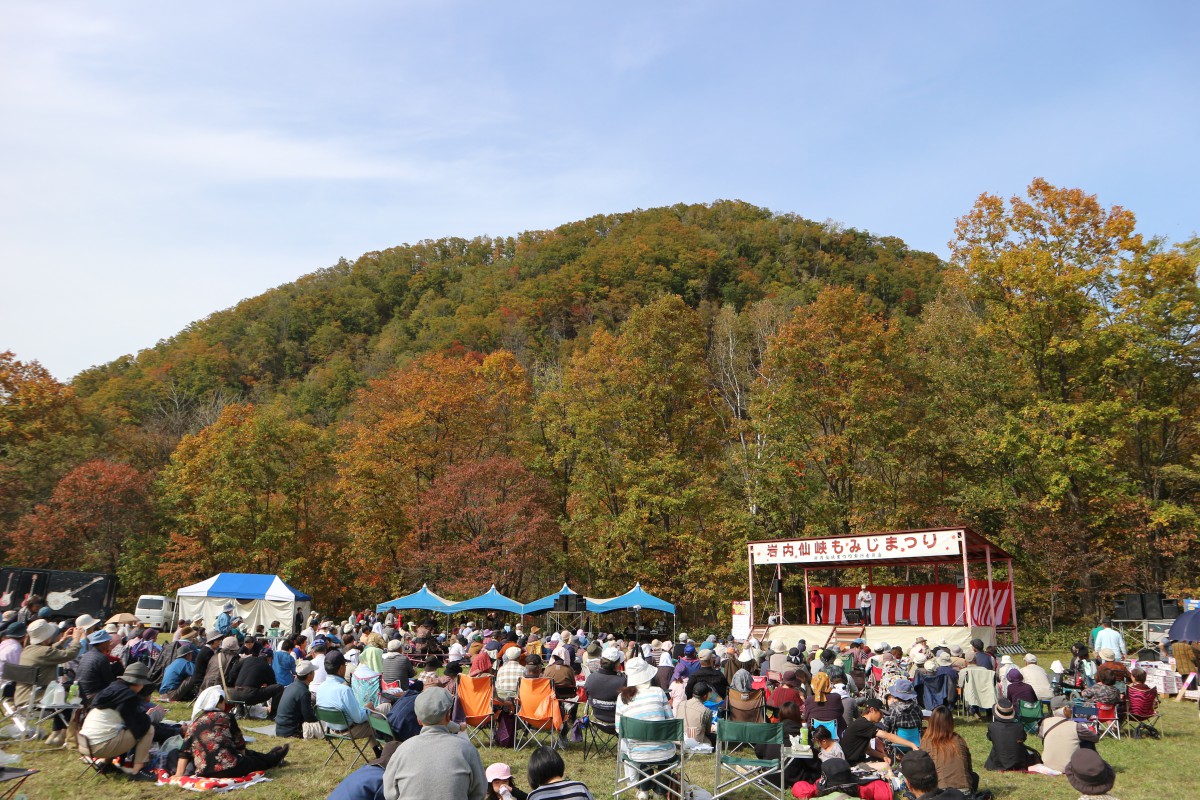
[
  {"left": 616, "top": 686, "right": 675, "bottom": 762},
  {"left": 528, "top": 780, "right": 594, "bottom": 800}
]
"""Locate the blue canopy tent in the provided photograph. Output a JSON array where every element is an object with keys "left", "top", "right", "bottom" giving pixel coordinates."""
[
  {"left": 447, "top": 585, "right": 524, "bottom": 615},
  {"left": 375, "top": 584, "right": 456, "bottom": 614},
  {"left": 522, "top": 583, "right": 585, "bottom": 615},
  {"left": 588, "top": 582, "right": 676, "bottom": 615}
]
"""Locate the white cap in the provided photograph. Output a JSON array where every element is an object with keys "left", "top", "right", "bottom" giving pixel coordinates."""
[{"left": 1024, "top": 653, "right": 1038, "bottom": 664}]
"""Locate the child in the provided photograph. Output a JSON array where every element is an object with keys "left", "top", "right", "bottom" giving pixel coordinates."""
[
  {"left": 1126, "top": 668, "right": 1159, "bottom": 728},
  {"left": 813, "top": 725, "right": 845, "bottom": 762}
]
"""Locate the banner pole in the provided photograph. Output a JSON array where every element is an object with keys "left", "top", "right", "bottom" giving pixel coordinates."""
[{"left": 747, "top": 545, "right": 755, "bottom": 627}]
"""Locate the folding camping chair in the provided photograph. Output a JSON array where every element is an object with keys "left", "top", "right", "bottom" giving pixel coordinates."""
[
  {"left": 1017, "top": 700, "right": 1045, "bottom": 735},
  {"left": 514, "top": 678, "right": 563, "bottom": 751},
  {"left": 614, "top": 717, "right": 684, "bottom": 799},
  {"left": 727, "top": 688, "right": 767, "bottom": 723},
  {"left": 368, "top": 711, "right": 395, "bottom": 744},
  {"left": 315, "top": 706, "right": 371, "bottom": 768},
  {"left": 1095, "top": 703, "right": 1122, "bottom": 741},
  {"left": 810, "top": 718, "right": 839, "bottom": 741},
  {"left": 1126, "top": 684, "right": 1162, "bottom": 739},
  {"left": 457, "top": 675, "right": 496, "bottom": 749},
  {"left": 713, "top": 720, "right": 791, "bottom": 800},
  {"left": 75, "top": 732, "right": 112, "bottom": 780},
  {"left": 582, "top": 698, "right": 618, "bottom": 759},
  {"left": 0, "top": 662, "right": 76, "bottom": 746}
]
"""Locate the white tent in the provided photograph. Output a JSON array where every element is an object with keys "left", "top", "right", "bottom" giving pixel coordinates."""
[{"left": 176, "top": 573, "right": 312, "bottom": 635}]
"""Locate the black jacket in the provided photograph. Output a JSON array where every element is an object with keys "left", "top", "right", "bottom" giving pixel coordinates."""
[
  {"left": 76, "top": 649, "right": 119, "bottom": 704},
  {"left": 233, "top": 656, "right": 276, "bottom": 689},
  {"left": 90, "top": 680, "right": 151, "bottom": 740},
  {"left": 685, "top": 665, "right": 729, "bottom": 700}
]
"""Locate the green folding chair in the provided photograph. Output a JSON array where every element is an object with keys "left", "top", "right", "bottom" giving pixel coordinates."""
[
  {"left": 369, "top": 711, "right": 395, "bottom": 743},
  {"left": 614, "top": 717, "right": 684, "bottom": 799},
  {"left": 315, "top": 706, "right": 371, "bottom": 768},
  {"left": 713, "top": 719, "right": 789, "bottom": 800},
  {"left": 1017, "top": 699, "right": 1044, "bottom": 735}
]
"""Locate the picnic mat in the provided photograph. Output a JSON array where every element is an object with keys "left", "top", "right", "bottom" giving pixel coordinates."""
[
  {"left": 155, "top": 770, "right": 271, "bottom": 792},
  {"left": 243, "top": 724, "right": 277, "bottom": 737}
]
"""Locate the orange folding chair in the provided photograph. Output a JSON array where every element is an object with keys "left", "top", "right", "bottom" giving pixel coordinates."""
[
  {"left": 727, "top": 688, "right": 767, "bottom": 723},
  {"left": 515, "top": 677, "right": 564, "bottom": 751},
  {"left": 457, "top": 675, "right": 496, "bottom": 748}
]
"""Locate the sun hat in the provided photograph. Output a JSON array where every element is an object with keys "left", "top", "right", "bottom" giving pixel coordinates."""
[
  {"left": 206, "top": 628, "right": 223, "bottom": 643},
  {"left": 1065, "top": 749, "right": 1116, "bottom": 795},
  {"left": 1050, "top": 660, "right": 1065, "bottom": 674},
  {"left": 1098, "top": 648, "right": 1116, "bottom": 662},
  {"left": 177, "top": 641, "right": 195, "bottom": 657},
  {"left": 993, "top": 696, "right": 1015, "bottom": 720},
  {"left": 624, "top": 657, "right": 657, "bottom": 687},
  {"left": 601, "top": 646, "right": 621, "bottom": 662},
  {"left": 75, "top": 614, "right": 100, "bottom": 631},
  {"left": 936, "top": 652, "right": 953, "bottom": 667},
  {"left": 222, "top": 602, "right": 234, "bottom": 612},
  {"left": 119, "top": 662, "right": 152, "bottom": 685},
  {"left": 220, "top": 636, "right": 240, "bottom": 651},
  {"left": 950, "top": 645, "right": 964, "bottom": 656},
  {"left": 485, "top": 763, "right": 513, "bottom": 782},
  {"left": 4, "top": 622, "right": 26, "bottom": 639},
  {"left": 295, "top": 660, "right": 315, "bottom": 677},
  {"left": 586, "top": 642, "right": 602, "bottom": 657},
  {"left": 483, "top": 629, "right": 494, "bottom": 638},
  {"left": 415, "top": 687, "right": 455, "bottom": 725},
  {"left": 873, "top": 641, "right": 889, "bottom": 653},
  {"left": 999, "top": 654, "right": 1014, "bottom": 666},
  {"left": 0, "top": 611, "right": 13, "bottom": 623},
  {"left": 86, "top": 630, "right": 111, "bottom": 646},
  {"left": 888, "top": 678, "right": 917, "bottom": 701},
  {"left": 913, "top": 636, "right": 927, "bottom": 644},
  {"left": 1024, "top": 653, "right": 1038, "bottom": 664},
  {"left": 913, "top": 652, "right": 928, "bottom": 665},
  {"left": 387, "top": 639, "right": 402, "bottom": 652},
  {"left": 771, "top": 640, "right": 786, "bottom": 654},
  {"left": 26, "top": 619, "right": 56, "bottom": 645},
  {"left": 737, "top": 648, "right": 754, "bottom": 663}
]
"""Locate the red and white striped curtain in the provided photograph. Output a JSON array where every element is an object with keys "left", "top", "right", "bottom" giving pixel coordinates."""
[{"left": 814, "top": 581, "right": 1012, "bottom": 626}]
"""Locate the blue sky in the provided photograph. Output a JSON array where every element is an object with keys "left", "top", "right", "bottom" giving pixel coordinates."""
[{"left": 2, "top": 2, "right": 1197, "bottom": 380}]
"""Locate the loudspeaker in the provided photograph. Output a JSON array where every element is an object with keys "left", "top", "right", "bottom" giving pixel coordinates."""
[
  {"left": 571, "top": 594, "right": 586, "bottom": 612},
  {"left": 553, "top": 595, "right": 568, "bottom": 612},
  {"left": 770, "top": 578, "right": 783, "bottom": 595},
  {"left": 844, "top": 609, "right": 863, "bottom": 624},
  {"left": 1113, "top": 600, "right": 1128, "bottom": 619},
  {"left": 1136, "top": 647, "right": 1160, "bottom": 662},
  {"left": 1124, "top": 593, "right": 1144, "bottom": 620},
  {"left": 1142, "top": 592, "right": 1164, "bottom": 620},
  {"left": 1162, "top": 599, "right": 1181, "bottom": 620}
]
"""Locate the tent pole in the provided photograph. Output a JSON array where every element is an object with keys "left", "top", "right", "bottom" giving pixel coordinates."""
[
  {"left": 776, "top": 564, "right": 783, "bottom": 623},
  {"left": 961, "top": 533, "right": 974, "bottom": 628},
  {"left": 804, "top": 568, "right": 811, "bottom": 624},
  {"left": 1008, "top": 558, "right": 1019, "bottom": 644},
  {"left": 985, "top": 545, "right": 995, "bottom": 627},
  {"left": 747, "top": 546, "right": 755, "bottom": 626}
]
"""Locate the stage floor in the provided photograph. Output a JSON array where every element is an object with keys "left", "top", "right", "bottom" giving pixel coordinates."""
[{"left": 763, "top": 624, "right": 995, "bottom": 652}]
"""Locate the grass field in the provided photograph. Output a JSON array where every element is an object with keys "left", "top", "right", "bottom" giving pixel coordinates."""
[{"left": 7, "top": 653, "right": 1199, "bottom": 799}]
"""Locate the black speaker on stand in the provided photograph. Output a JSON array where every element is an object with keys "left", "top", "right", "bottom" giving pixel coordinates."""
[
  {"left": 1124, "top": 593, "right": 1144, "bottom": 620},
  {"left": 1162, "top": 599, "right": 1181, "bottom": 620},
  {"left": 1142, "top": 592, "right": 1164, "bottom": 620}
]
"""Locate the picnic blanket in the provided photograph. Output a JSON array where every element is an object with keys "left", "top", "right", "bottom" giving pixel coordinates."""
[{"left": 155, "top": 770, "right": 271, "bottom": 792}]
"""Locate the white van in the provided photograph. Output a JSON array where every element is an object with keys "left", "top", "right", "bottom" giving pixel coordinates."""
[{"left": 135, "top": 594, "right": 176, "bottom": 630}]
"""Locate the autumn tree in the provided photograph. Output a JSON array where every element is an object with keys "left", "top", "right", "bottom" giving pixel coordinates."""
[
  {"left": 407, "top": 455, "right": 557, "bottom": 598},
  {"left": 336, "top": 351, "right": 529, "bottom": 596},
  {"left": 7, "top": 460, "right": 155, "bottom": 597},
  {"left": 157, "top": 402, "right": 343, "bottom": 606},
  {"left": 753, "top": 287, "right": 909, "bottom": 538},
  {"left": 541, "top": 296, "right": 736, "bottom": 617}
]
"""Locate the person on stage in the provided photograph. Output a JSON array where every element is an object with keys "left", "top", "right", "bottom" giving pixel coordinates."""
[
  {"left": 809, "top": 589, "right": 824, "bottom": 624},
  {"left": 856, "top": 585, "right": 874, "bottom": 626}
]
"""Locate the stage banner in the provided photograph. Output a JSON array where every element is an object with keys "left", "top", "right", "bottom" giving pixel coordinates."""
[
  {"left": 731, "top": 601, "right": 751, "bottom": 641},
  {"left": 814, "top": 581, "right": 1012, "bottom": 626},
  {"left": 750, "top": 529, "right": 962, "bottom": 565}
]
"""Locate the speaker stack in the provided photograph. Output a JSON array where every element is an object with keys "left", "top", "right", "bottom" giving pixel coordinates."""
[
  {"left": 1142, "top": 592, "right": 1164, "bottom": 620},
  {"left": 1124, "top": 593, "right": 1145, "bottom": 620}
]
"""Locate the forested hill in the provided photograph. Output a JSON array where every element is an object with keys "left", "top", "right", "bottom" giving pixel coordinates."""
[
  {"left": 72, "top": 201, "right": 942, "bottom": 428},
  {"left": 6, "top": 185, "right": 1197, "bottom": 626}
]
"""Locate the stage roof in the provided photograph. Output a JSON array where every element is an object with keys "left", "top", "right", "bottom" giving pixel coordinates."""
[
  {"left": 588, "top": 583, "right": 676, "bottom": 615},
  {"left": 747, "top": 527, "right": 1012, "bottom": 569},
  {"left": 447, "top": 585, "right": 524, "bottom": 615},
  {"left": 376, "top": 584, "right": 456, "bottom": 613}
]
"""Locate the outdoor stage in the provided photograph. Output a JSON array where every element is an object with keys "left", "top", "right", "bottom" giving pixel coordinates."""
[
  {"left": 764, "top": 624, "right": 997, "bottom": 653},
  {"left": 747, "top": 527, "right": 1020, "bottom": 643}
]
